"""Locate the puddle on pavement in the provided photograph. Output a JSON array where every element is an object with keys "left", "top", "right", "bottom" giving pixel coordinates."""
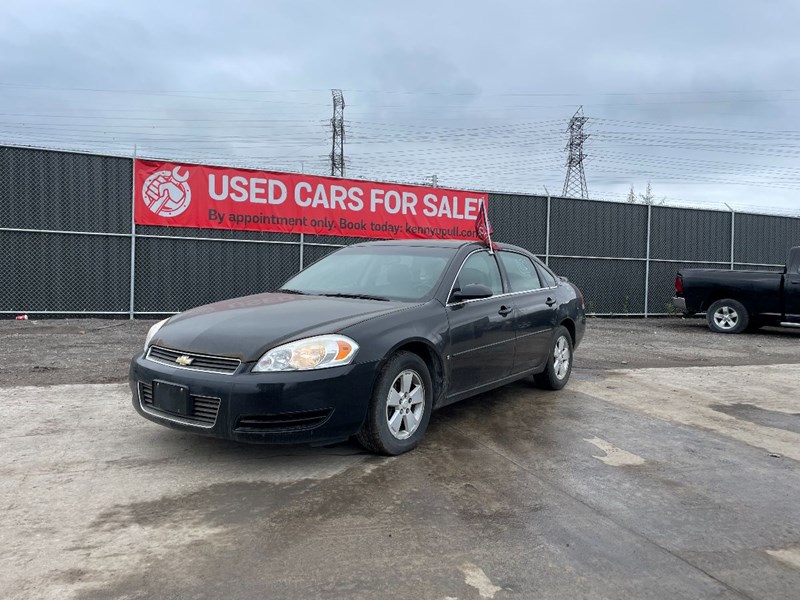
[{"left": 711, "top": 403, "right": 800, "bottom": 435}]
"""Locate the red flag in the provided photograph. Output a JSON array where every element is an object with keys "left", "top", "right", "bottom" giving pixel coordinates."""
[{"left": 476, "top": 200, "right": 500, "bottom": 252}]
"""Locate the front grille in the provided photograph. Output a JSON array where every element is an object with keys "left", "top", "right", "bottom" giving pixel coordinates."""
[
  {"left": 146, "top": 346, "right": 241, "bottom": 375},
  {"left": 235, "top": 409, "right": 332, "bottom": 432},
  {"left": 138, "top": 382, "right": 221, "bottom": 427}
]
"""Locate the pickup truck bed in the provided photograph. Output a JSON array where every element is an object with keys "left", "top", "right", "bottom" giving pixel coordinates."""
[{"left": 674, "top": 247, "right": 800, "bottom": 333}]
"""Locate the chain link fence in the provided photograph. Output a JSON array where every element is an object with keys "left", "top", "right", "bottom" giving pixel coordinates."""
[{"left": 2, "top": 144, "right": 798, "bottom": 317}]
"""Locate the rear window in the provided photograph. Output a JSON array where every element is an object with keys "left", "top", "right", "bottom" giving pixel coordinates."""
[
  {"left": 537, "top": 264, "right": 558, "bottom": 287},
  {"left": 498, "top": 252, "right": 543, "bottom": 292}
]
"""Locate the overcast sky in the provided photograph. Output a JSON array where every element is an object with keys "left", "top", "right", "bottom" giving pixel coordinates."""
[{"left": 2, "top": 0, "right": 799, "bottom": 214}]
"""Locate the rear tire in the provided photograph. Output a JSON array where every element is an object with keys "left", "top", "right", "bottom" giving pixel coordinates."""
[
  {"left": 534, "top": 326, "right": 573, "bottom": 390},
  {"left": 707, "top": 299, "right": 749, "bottom": 334},
  {"left": 356, "top": 351, "right": 433, "bottom": 455}
]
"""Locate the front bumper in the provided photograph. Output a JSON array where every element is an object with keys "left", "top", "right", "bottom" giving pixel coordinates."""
[
  {"left": 672, "top": 297, "right": 687, "bottom": 313},
  {"left": 129, "top": 353, "right": 380, "bottom": 445}
]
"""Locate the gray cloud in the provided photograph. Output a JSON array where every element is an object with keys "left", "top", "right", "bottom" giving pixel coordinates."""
[{"left": 1, "top": 0, "right": 799, "bottom": 213}]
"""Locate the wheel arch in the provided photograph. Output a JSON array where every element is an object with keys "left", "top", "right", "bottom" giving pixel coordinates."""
[
  {"left": 558, "top": 317, "right": 576, "bottom": 346},
  {"left": 383, "top": 338, "right": 446, "bottom": 408},
  {"left": 701, "top": 292, "right": 753, "bottom": 315}
]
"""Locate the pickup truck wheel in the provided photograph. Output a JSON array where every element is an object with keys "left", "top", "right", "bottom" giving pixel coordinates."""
[{"left": 707, "top": 299, "right": 749, "bottom": 334}]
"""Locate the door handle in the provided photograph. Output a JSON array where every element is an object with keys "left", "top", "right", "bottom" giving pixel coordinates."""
[
  {"left": 545, "top": 297, "right": 557, "bottom": 307},
  {"left": 498, "top": 305, "right": 513, "bottom": 317}
]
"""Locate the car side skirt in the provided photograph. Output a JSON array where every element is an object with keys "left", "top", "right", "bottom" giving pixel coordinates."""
[{"left": 436, "top": 367, "right": 541, "bottom": 409}]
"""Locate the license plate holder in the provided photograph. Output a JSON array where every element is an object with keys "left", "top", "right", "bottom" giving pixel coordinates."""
[{"left": 152, "top": 381, "right": 191, "bottom": 416}]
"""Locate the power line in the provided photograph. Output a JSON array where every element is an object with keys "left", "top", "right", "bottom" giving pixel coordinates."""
[{"left": 3, "top": 83, "right": 799, "bottom": 213}]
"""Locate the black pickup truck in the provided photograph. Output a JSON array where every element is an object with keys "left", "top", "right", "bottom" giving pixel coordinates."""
[{"left": 673, "top": 246, "right": 800, "bottom": 333}]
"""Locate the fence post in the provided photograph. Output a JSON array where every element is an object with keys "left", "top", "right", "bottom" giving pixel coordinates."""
[
  {"left": 128, "top": 146, "right": 137, "bottom": 320},
  {"left": 299, "top": 162, "right": 305, "bottom": 272},
  {"left": 299, "top": 233, "right": 305, "bottom": 271},
  {"left": 545, "top": 196, "right": 551, "bottom": 266},
  {"left": 729, "top": 207, "right": 735, "bottom": 270},
  {"left": 644, "top": 203, "right": 652, "bottom": 318}
]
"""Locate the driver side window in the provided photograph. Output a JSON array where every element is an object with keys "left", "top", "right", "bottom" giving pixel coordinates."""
[{"left": 454, "top": 251, "right": 503, "bottom": 295}]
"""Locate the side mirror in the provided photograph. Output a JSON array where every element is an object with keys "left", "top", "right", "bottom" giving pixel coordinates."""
[{"left": 451, "top": 283, "right": 494, "bottom": 303}]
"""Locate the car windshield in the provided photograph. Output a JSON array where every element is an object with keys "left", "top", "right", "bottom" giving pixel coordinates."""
[{"left": 280, "top": 245, "right": 456, "bottom": 302}]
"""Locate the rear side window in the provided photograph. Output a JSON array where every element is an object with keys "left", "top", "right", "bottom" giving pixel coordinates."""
[
  {"left": 498, "top": 252, "right": 542, "bottom": 292},
  {"left": 537, "top": 264, "right": 558, "bottom": 287},
  {"left": 455, "top": 251, "right": 503, "bottom": 295}
]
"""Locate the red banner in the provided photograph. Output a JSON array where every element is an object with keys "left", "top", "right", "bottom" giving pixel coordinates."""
[{"left": 134, "top": 160, "right": 486, "bottom": 240}]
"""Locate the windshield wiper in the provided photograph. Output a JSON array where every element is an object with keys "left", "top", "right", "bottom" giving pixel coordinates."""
[
  {"left": 277, "top": 288, "right": 307, "bottom": 295},
  {"left": 318, "top": 292, "right": 390, "bottom": 302}
]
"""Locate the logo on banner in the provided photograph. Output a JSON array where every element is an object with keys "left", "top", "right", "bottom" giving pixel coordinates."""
[{"left": 142, "top": 166, "right": 192, "bottom": 217}]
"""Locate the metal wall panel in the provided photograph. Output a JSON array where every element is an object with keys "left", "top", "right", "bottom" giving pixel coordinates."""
[
  {"left": 0, "top": 146, "right": 131, "bottom": 233},
  {"left": 734, "top": 213, "right": 800, "bottom": 265},
  {"left": 487, "top": 193, "right": 548, "bottom": 255},
  {"left": 548, "top": 257, "right": 646, "bottom": 314},
  {"left": 136, "top": 224, "right": 299, "bottom": 243},
  {"left": 550, "top": 197, "right": 648, "bottom": 258},
  {"left": 133, "top": 237, "right": 298, "bottom": 312},
  {"left": 650, "top": 206, "right": 731, "bottom": 262},
  {"left": 0, "top": 230, "right": 130, "bottom": 312}
]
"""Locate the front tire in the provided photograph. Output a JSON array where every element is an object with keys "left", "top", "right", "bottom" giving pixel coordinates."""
[
  {"left": 707, "top": 299, "right": 749, "bottom": 334},
  {"left": 534, "top": 326, "right": 574, "bottom": 390},
  {"left": 356, "top": 351, "right": 433, "bottom": 455}
]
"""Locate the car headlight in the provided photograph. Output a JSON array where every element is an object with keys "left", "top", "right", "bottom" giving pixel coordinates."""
[
  {"left": 144, "top": 318, "right": 169, "bottom": 352},
  {"left": 252, "top": 335, "right": 359, "bottom": 372}
]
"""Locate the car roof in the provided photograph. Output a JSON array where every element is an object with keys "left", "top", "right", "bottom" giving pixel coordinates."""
[
  {"left": 352, "top": 239, "right": 473, "bottom": 249},
  {"left": 351, "top": 239, "right": 529, "bottom": 253}
]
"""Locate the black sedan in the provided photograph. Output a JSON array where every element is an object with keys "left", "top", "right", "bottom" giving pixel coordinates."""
[{"left": 129, "top": 240, "right": 586, "bottom": 455}]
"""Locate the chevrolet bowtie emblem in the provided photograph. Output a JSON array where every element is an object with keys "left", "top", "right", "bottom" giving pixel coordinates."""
[{"left": 175, "top": 355, "right": 194, "bottom": 366}]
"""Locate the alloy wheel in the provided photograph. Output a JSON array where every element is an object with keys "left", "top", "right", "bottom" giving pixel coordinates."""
[
  {"left": 553, "top": 335, "right": 571, "bottom": 380},
  {"left": 386, "top": 369, "right": 425, "bottom": 440},
  {"left": 713, "top": 306, "right": 739, "bottom": 330}
]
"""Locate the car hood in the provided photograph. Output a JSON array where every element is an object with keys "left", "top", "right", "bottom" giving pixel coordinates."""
[{"left": 149, "top": 292, "right": 411, "bottom": 362}]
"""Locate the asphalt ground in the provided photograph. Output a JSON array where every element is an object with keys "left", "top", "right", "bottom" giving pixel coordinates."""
[{"left": 1, "top": 317, "right": 799, "bottom": 599}]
